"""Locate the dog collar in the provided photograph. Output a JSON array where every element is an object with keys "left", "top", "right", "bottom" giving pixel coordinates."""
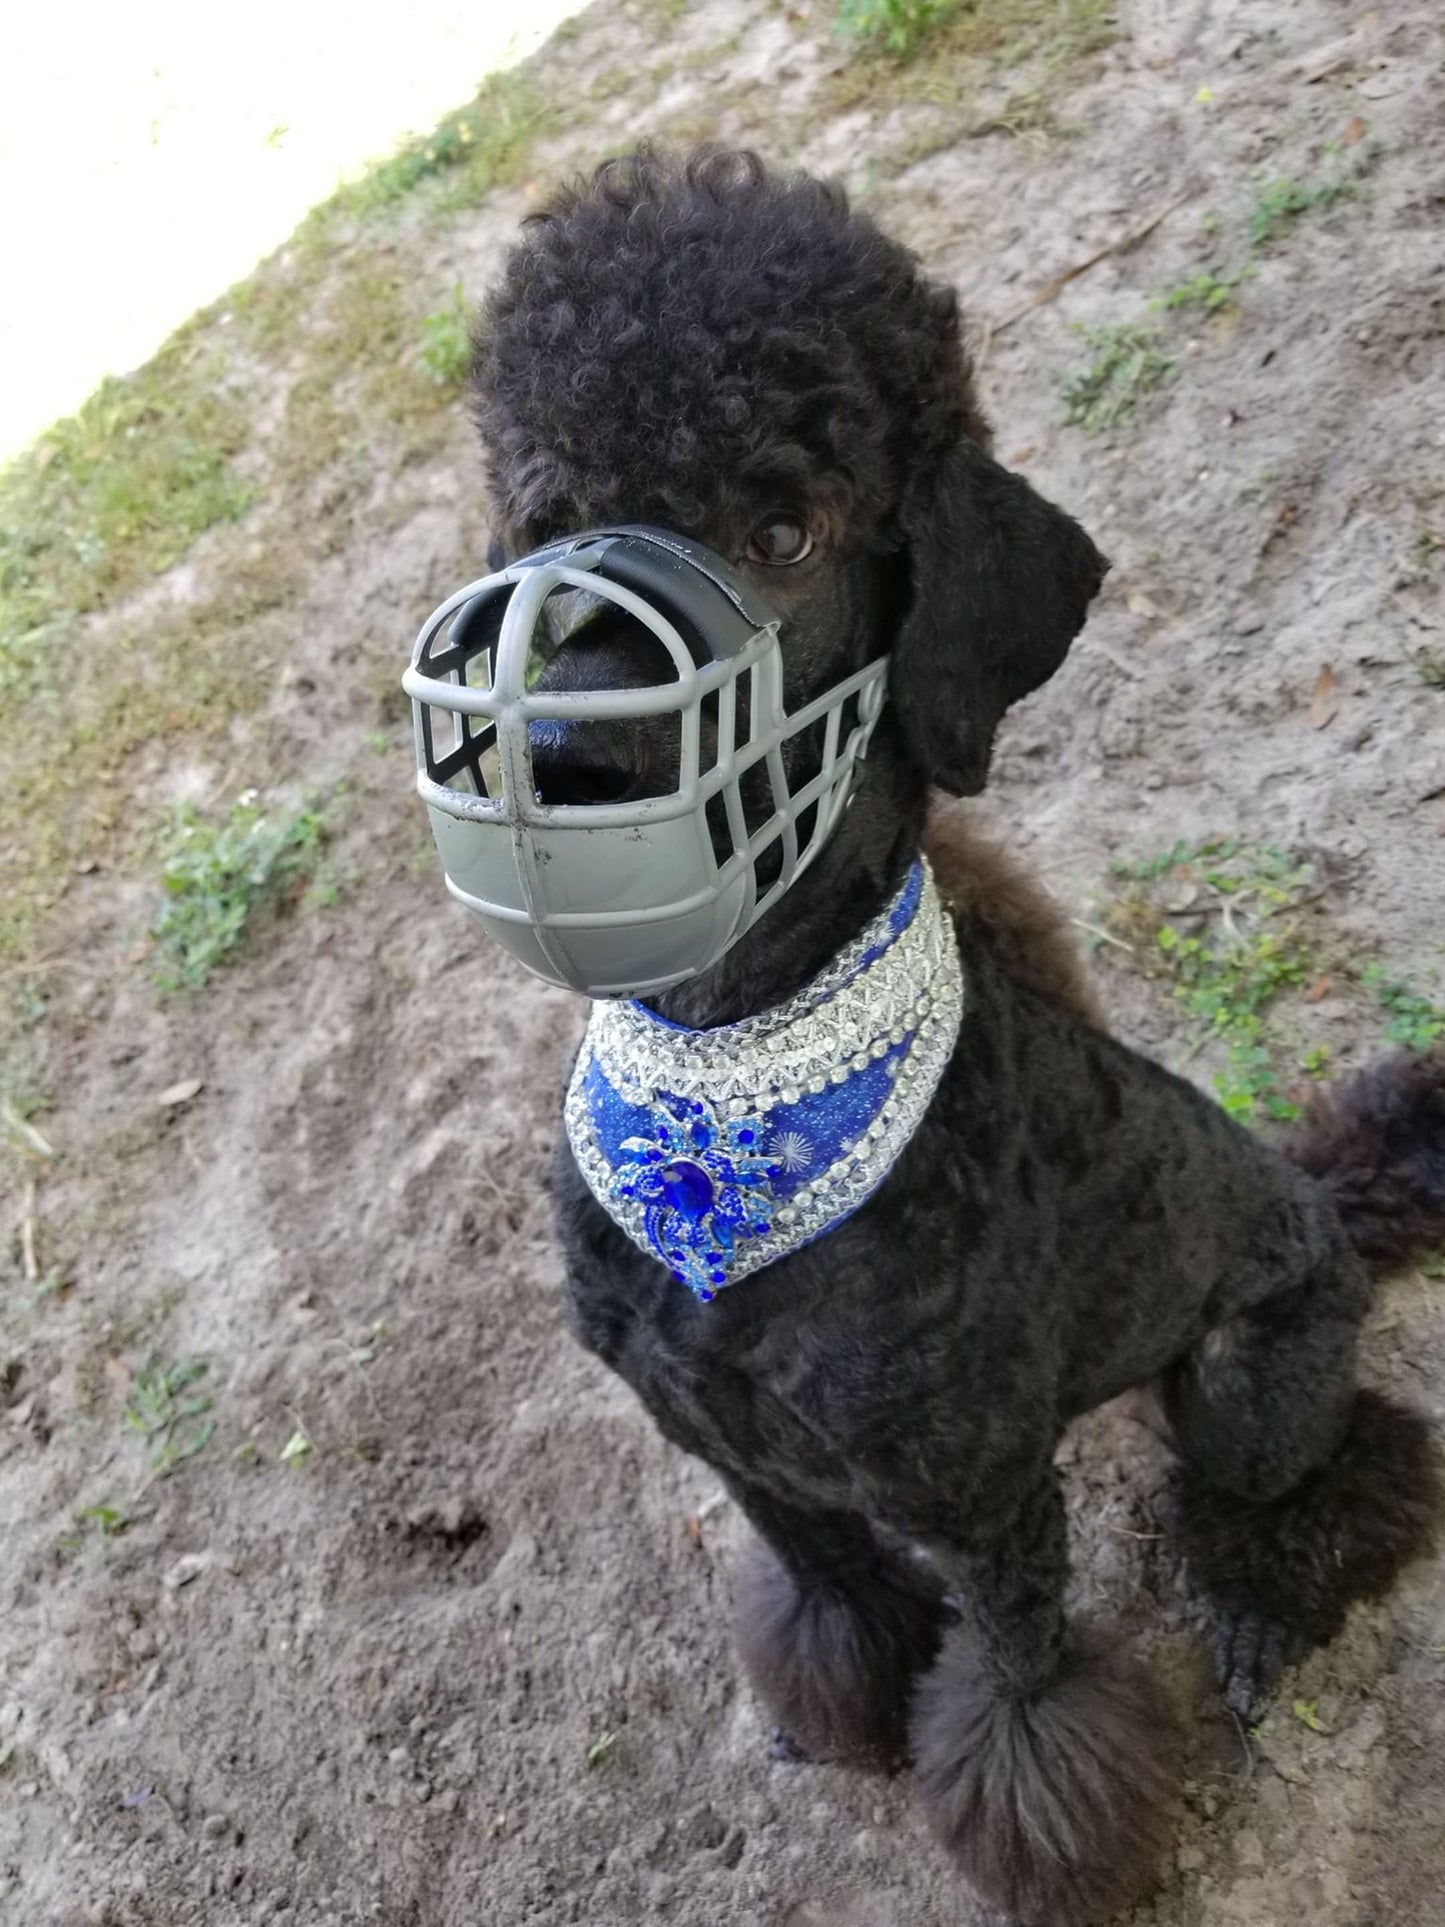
[{"left": 563, "top": 858, "right": 964, "bottom": 1300}]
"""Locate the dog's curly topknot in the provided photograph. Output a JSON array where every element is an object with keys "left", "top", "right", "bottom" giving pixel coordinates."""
[{"left": 472, "top": 144, "right": 990, "bottom": 542}]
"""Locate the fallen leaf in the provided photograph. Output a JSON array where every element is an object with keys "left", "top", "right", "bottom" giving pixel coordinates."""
[
  {"left": 155, "top": 1079, "right": 204, "bottom": 1108},
  {"left": 1303, "top": 976, "right": 1333, "bottom": 1004},
  {"left": 1126, "top": 589, "right": 1162, "bottom": 618},
  {"left": 1292, "top": 1698, "right": 1330, "bottom": 1734},
  {"left": 1311, "top": 664, "right": 1339, "bottom": 729},
  {"left": 1342, "top": 114, "right": 1368, "bottom": 146},
  {"left": 1008, "top": 446, "right": 1036, "bottom": 465}
]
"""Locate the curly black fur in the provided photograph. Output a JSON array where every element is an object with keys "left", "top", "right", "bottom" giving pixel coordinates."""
[
  {"left": 1287, "top": 1052, "right": 1445, "bottom": 1277},
  {"left": 911, "top": 1627, "right": 1183, "bottom": 1926},
  {"left": 467, "top": 146, "right": 1442, "bottom": 1921},
  {"left": 733, "top": 1536, "right": 945, "bottom": 1767},
  {"left": 474, "top": 145, "right": 990, "bottom": 549}
]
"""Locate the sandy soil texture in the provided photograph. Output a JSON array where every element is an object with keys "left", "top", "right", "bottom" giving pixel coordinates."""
[{"left": 2, "top": 2, "right": 1442, "bottom": 1923}]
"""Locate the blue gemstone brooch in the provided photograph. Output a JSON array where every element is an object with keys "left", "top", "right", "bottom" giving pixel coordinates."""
[{"left": 563, "top": 859, "right": 964, "bottom": 1301}]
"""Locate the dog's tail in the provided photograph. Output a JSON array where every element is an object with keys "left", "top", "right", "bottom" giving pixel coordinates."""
[{"left": 1287, "top": 1051, "right": 1445, "bottom": 1279}]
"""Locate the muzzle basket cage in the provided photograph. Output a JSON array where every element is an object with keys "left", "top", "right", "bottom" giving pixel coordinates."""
[{"left": 403, "top": 528, "right": 890, "bottom": 996}]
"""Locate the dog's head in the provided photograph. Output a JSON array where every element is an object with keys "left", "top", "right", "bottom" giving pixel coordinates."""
[{"left": 473, "top": 144, "right": 1106, "bottom": 803}]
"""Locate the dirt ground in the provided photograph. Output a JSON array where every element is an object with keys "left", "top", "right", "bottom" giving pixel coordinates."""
[{"left": 3, "top": 1, "right": 1444, "bottom": 1922}]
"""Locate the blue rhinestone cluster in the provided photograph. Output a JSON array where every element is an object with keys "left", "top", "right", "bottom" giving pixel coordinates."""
[{"left": 614, "top": 1093, "right": 781, "bottom": 1299}]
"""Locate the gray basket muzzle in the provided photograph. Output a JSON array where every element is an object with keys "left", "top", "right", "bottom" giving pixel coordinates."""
[{"left": 402, "top": 526, "right": 890, "bottom": 998}]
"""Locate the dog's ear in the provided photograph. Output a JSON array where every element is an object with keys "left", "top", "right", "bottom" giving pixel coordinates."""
[{"left": 890, "top": 444, "right": 1108, "bottom": 795}]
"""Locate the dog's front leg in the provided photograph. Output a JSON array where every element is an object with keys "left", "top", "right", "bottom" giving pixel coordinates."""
[
  {"left": 726, "top": 1480, "right": 947, "bottom": 1769},
  {"left": 907, "top": 1467, "right": 1182, "bottom": 1927}
]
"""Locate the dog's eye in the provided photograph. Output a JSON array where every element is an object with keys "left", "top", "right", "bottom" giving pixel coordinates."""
[{"left": 746, "top": 516, "right": 813, "bottom": 566}]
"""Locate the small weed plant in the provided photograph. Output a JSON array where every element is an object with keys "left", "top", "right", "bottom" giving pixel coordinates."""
[
  {"left": 152, "top": 794, "right": 327, "bottom": 991},
  {"left": 1060, "top": 322, "right": 1175, "bottom": 433},
  {"left": 420, "top": 286, "right": 473, "bottom": 387},
  {"left": 1105, "top": 839, "right": 1320, "bottom": 1121},
  {"left": 124, "top": 1356, "right": 215, "bottom": 1476},
  {"left": 1248, "top": 173, "right": 1355, "bottom": 250},
  {"left": 1362, "top": 967, "right": 1445, "bottom": 1052},
  {"left": 1156, "top": 917, "right": 1315, "bottom": 1120},
  {"left": 1152, "top": 266, "right": 1252, "bottom": 316}
]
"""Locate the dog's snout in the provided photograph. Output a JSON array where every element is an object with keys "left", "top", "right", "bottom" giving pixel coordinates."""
[
  {"left": 529, "top": 719, "right": 652, "bottom": 808},
  {"left": 527, "top": 600, "right": 682, "bottom": 808}
]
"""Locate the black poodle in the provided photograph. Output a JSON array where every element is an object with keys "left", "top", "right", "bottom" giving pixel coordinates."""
[{"left": 467, "top": 147, "right": 1444, "bottom": 1923}]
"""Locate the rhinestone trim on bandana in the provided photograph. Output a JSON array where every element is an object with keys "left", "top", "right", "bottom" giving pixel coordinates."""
[{"left": 563, "top": 859, "right": 963, "bottom": 1301}]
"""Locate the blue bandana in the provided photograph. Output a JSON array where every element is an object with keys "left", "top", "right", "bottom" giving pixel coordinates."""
[{"left": 564, "top": 859, "right": 964, "bottom": 1301}]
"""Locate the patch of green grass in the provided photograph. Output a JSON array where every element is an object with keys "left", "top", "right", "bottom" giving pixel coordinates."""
[
  {"left": 824, "top": 0, "right": 1114, "bottom": 113},
  {"left": 1103, "top": 839, "right": 1321, "bottom": 1121},
  {"left": 1248, "top": 173, "right": 1355, "bottom": 250},
  {"left": 0, "top": 356, "right": 254, "bottom": 680},
  {"left": 1061, "top": 322, "right": 1176, "bottom": 433},
  {"left": 124, "top": 1356, "right": 215, "bottom": 1476},
  {"left": 0, "top": 47, "right": 563, "bottom": 1006},
  {"left": 420, "top": 285, "right": 474, "bottom": 388},
  {"left": 0, "top": 557, "right": 286, "bottom": 972},
  {"left": 151, "top": 794, "right": 328, "bottom": 992},
  {"left": 837, "top": 0, "right": 959, "bottom": 56},
  {"left": 337, "top": 68, "right": 552, "bottom": 219},
  {"left": 1361, "top": 967, "right": 1445, "bottom": 1052}
]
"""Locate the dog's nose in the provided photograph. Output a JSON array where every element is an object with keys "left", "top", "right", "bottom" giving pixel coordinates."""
[
  {"left": 528, "top": 719, "right": 652, "bottom": 808},
  {"left": 526, "top": 596, "right": 681, "bottom": 807}
]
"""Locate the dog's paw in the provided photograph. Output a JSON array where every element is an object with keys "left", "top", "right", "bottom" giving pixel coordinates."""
[
  {"left": 767, "top": 1725, "right": 810, "bottom": 1763},
  {"left": 1205, "top": 1607, "right": 1301, "bottom": 1720},
  {"left": 911, "top": 1626, "right": 1182, "bottom": 1926},
  {"left": 1172, "top": 1390, "right": 1440, "bottom": 1687},
  {"left": 733, "top": 1539, "right": 944, "bottom": 1769}
]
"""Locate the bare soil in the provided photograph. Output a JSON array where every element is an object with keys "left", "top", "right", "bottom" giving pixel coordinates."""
[{"left": 3, "top": 2, "right": 1443, "bottom": 1923}]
